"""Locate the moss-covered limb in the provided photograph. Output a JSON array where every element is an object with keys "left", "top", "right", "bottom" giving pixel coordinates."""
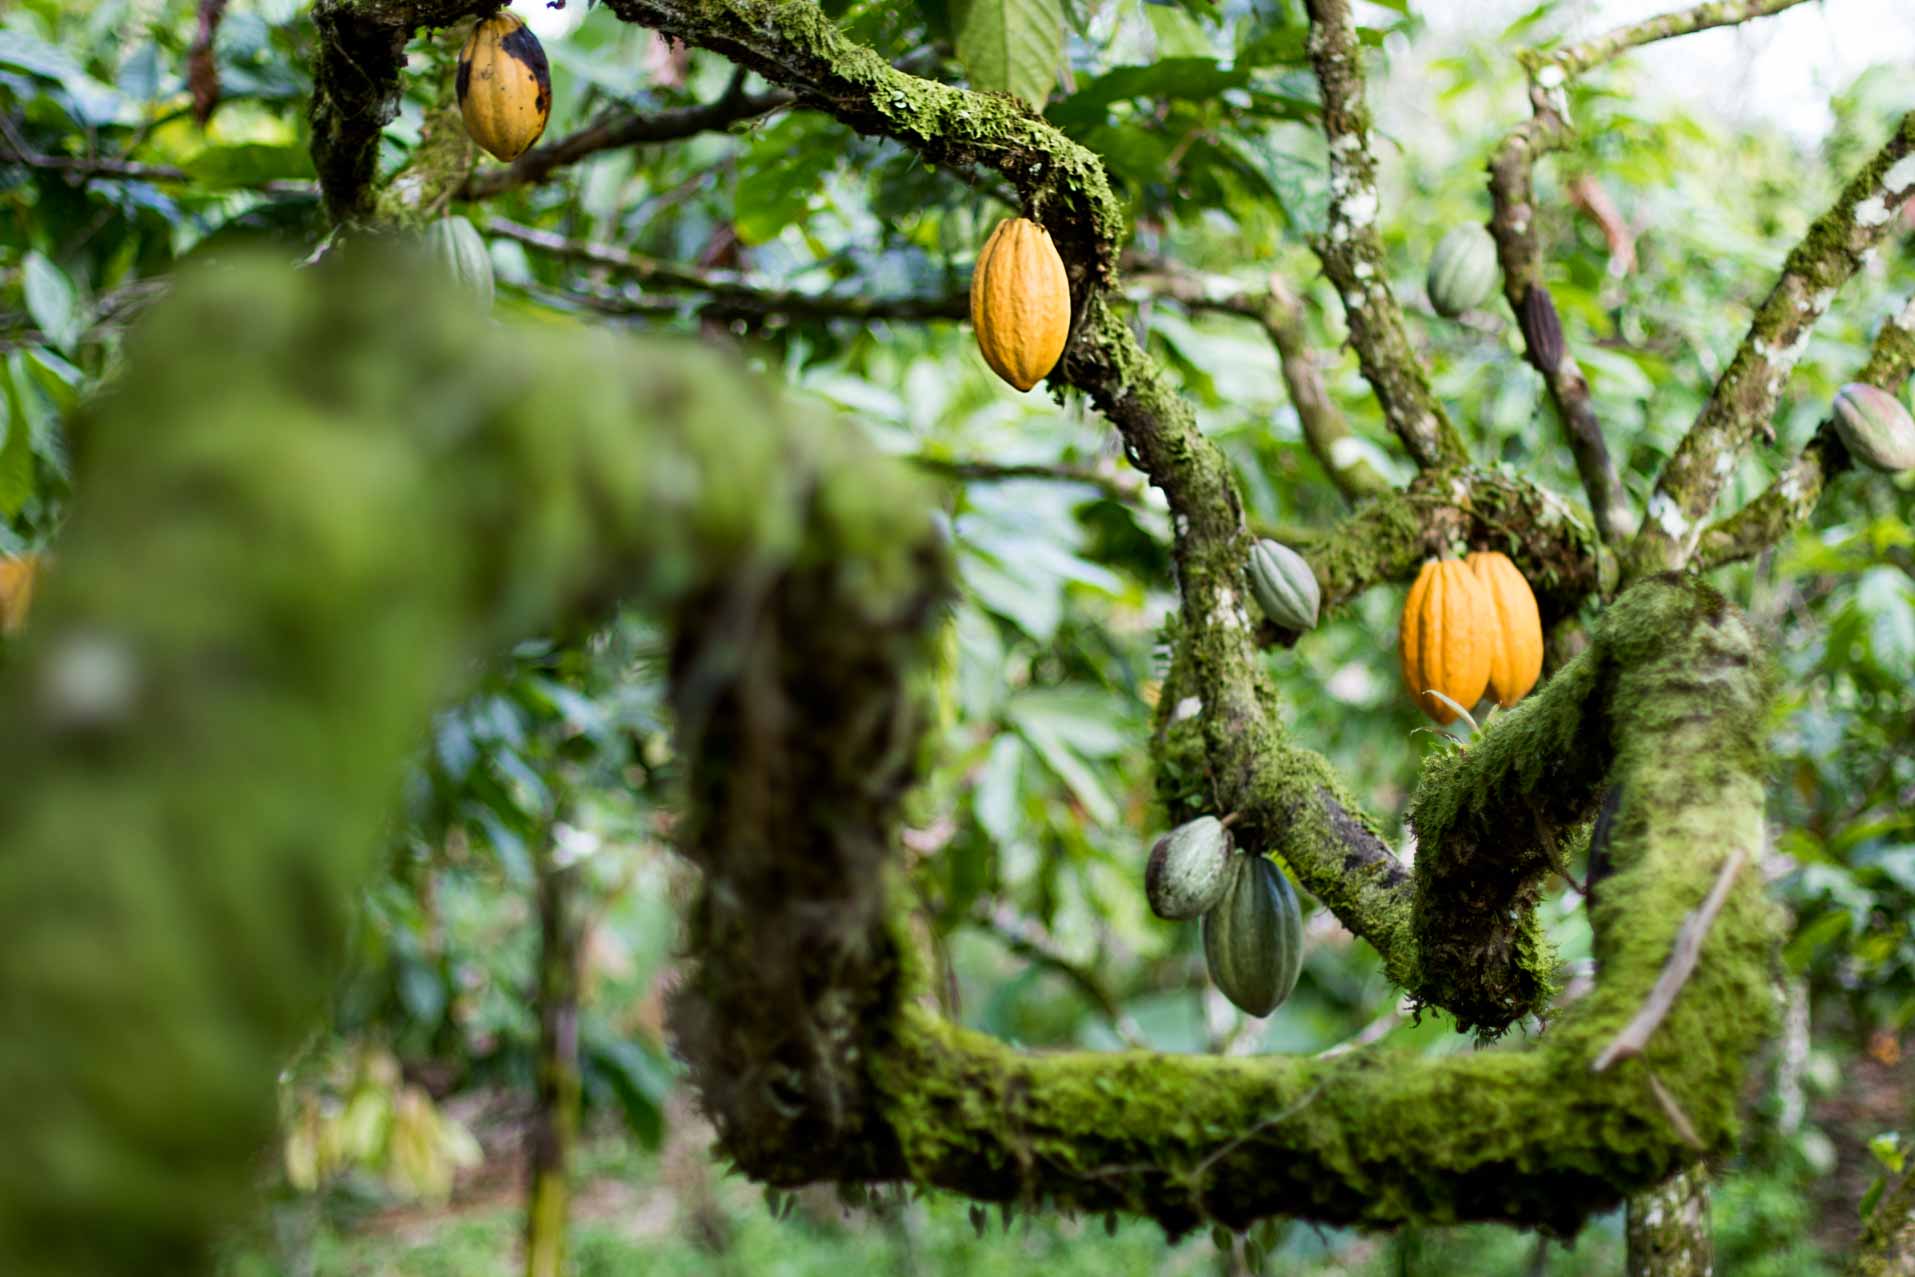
[
  {"left": 375, "top": 30, "right": 476, "bottom": 227},
  {"left": 1541, "top": 0, "right": 1815, "bottom": 79},
  {"left": 1302, "top": 0, "right": 1466, "bottom": 472},
  {"left": 311, "top": 0, "right": 490, "bottom": 223},
  {"left": 0, "top": 249, "right": 947, "bottom": 1276},
  {"left": 1625, "top": 1166, "right": 1713, "bottom": 1277},
  {"left": 600, "top": 0, "right": 1125, "bottom": 286},
  {"left": 490, "top": 217, "right": 970, "bottom": 322},
  {"left": 460, "top": 79, "right": 794, "bottom": 200},
  {"left": 1487, "top": 118, "right": 1634, "bottom": 545},
  {"left": 1625, "top": 112, "right": 1915, "bottom": 582},
  {"left": 868, "top": 579, "right": 1780, "bottom": 1231},
  {"left": 1852, "top": 1160, "right": 1915, "bottom": 1277},
  {"left": 1123, "top": 263, "right": 1391, "bottom": 503},
  {"left": 1696, "top": 293, "right": 1915, "bottom": 570},
  {"left": 1302, "top": 467, "right": 1605, "bottom": 625}
]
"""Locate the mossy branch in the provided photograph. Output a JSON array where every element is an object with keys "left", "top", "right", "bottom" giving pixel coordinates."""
[
  {"left": 0, "top": 250, "right": 948, "bottom": 1275},
  {"left": 1696, "top": 294, "right": 1915, "bottom": 570},
  {"left": 1626, "top": 111, "right": 1915, "bottom": 581},
  {"left": 1302, "top": 0, "right": 1467, "bottom": 471}
]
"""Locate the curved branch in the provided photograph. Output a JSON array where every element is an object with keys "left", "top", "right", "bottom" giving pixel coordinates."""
[
  {"left": 1696, "top": 293, "right": 1915, "bottom": 570},
  {"left": 1302, "top": 0, "right": 1465, "bottom": 470},
  {"left": 1625, "top": 111, "right": 1915, "bottom": 580},
  {"left": 458, "top": 82, "right": 794, "bottom": 200},
  {"left": 1544, "top": 0, "right": 1816, "bottom": 78},
  {"left": 1301, "top": 467, "right": 1604, "bottom": 624}
]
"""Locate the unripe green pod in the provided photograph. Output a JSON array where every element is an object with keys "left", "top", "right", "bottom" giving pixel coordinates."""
[
  {"left": 1832, "top": 382, "right": 1915, "bottom": 473},
  {"left": 1426, "top": 225, "right": 1499, "bottom": 318},
  {"left": 1201, "top": 853, "right": 1302, "bottom": 1017},
  {"left": 423, "top": 216, "right": 495, "bottom": 310},
  {"left": 1145, "top": 816, "right": 1232, "bottom": 921},
  {"left": 1246, "top": 539, "right": 1319, "bottom": 631}
]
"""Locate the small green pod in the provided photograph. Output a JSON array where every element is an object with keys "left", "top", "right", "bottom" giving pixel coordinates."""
[
  {"left": 1145, "top": 816, "right": 1232, "bottom": 921},
  {"left": 1426, "top": 224, "right": 1499, "bottom": 318},
  {"left": 1201, "top": 852, "right": 1303, "bottom": 1017},
  {"left": 1246, "top": 539, "right": 1320, "bottom": 631}
]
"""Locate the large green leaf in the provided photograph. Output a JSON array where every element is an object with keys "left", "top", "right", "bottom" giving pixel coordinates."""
[{"left": 953, "top": 0, "right": 1064, "bottom": 109}]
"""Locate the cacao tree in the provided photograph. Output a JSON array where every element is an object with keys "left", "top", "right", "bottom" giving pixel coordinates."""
[{"left": 2, "top": 1, "right": 1913, "bottom": 1275}]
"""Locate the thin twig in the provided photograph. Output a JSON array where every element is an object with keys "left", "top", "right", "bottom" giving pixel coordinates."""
[
  {"left": 1543, "top": 0, "right": 1817, "bottom": 78},
  {"left": 1644, "top": 1070, "right": 1706, "bottom": 1150},
  {"left": 909, "top": 457, "right": 1144, "bottom": 504},
  {"left": 1593, "top": 847, "right": 1748, "bottom": 1072},
  {"left": 493, "top": 219, "right": 967, "bottom": 322},
  {"left": 459, "top": 84, "right": 794, "bottom": 200}
]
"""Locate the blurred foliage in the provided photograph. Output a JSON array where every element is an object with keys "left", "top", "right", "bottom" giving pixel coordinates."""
[{"left": 4, "top": 0, "right": 1914, "bottom": 1267}]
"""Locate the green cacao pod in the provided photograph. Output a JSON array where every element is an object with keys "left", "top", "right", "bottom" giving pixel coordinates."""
[
  {"left": 423, "top": 215, "right": 495, "bottom": 309},
  {"left": 1832, "top": 382, "right": 1915, "bottom": 473},
  {"left": 1246, "top": 538, "right": 1319, "bottom": 631},
  {"left": 1201, "top": 853, "right": 1303, "bottom": 1017},
  {"left": 1426, "top": 225, "right": 1499, "bottom": 318},
  {"left": 1145, "top": 816, "right": 1233, "bottom": 921}
]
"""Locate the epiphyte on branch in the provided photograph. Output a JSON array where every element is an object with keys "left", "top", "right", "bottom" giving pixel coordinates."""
[
  {"left": 1145, "top": 816, "right": 1234, "bottom": 921},
  {"left": 1201, "top": 852, "right": 1302, "bottom": 1018},
  {"left": 1467, "top": 550, "right": 1543, "bottom": 708},
  {"left": 1400, "top": 557, "right": 1492, "bottom": 725},
  {"left": 457, "top": 13, "right": 552, "bottom": 163},
  {"left": 1832, "top": 382, "right": 1915, "bottom": 473},
  {"left": 1247, "top": 538, "right": 1321, "bottom": 632},
  {"left": 1426, "top": 225, "right": 1500, "bottom": 318},
  {"left": 969, "top": 218, "right": 1070, "bottom": 392}
]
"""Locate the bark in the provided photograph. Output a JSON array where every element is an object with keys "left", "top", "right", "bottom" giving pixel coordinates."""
[
  {"left": 525, "top": 832, "right": 582, "bottom": 1277},
  {"left": 1626, "top": 1166, "right": 1714, "bottom": 1277}
]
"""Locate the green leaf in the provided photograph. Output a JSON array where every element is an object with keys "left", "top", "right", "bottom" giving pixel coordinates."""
[
  {"left": 734, "top": 116, "right": 843, "bottom": 245},
  {"left": 953, "top": 0, "right": 1064, "bottom": 108},
  {"left": 0, "top": 356, "right": 39, "bottom": 517},
  {"left": 22, "top": 252, "right": 83, "bottom": 354}
]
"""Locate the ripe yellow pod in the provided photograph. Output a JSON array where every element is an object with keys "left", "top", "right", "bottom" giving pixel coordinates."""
[
  {"left": 1399, "top": 557, "right": 1491, "bottom": 724},
  {"left": 457, "top": 12, "right": 551, "bottom": 163},
  {"left": 0, "top": 552, "right": 39, "bottom": 633},
  {"left": 1467, "top": 550, "right": 1543, "bottom": 707},
  {"left": 969, "top": 217, "right": 1070, "bottom": 392}
]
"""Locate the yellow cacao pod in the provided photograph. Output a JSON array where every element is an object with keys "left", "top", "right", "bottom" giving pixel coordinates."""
[
  {"left": 0, "top": 552, "right": 39, "bottom": 634},
  {"left": 1399, "top": 557, "right": 1491, "bottom": 724},
  {"left": 457, "top": 13, "right": 551, "bottom": 163},
  {"left": 969, "top": 218, "right": 1070, "bottom": 392},
  {"left": 1467, "top": 550, "right": 1543, "bottom": 708}
]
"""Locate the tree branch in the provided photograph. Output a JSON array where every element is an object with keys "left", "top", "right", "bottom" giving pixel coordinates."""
[
  {"left": 1302, "top": 0, "right": 1466, "bottom": 471},
  {"left": 909, "top": 456, "right": 1144, "bottom": 504},
  {"left": 492, "top": 218, "right": 969, "bottom": 321},
  {"left": 1126, "top": 261, "right": 1391, "bottom": 503},
  {"left": 1696, "top": 293, "right": 1915, "bottom": 570},
  {"left": 1543, "top": 0, "right": 1817, "bottom": 79},
  {"left": 1487, "top": 113, "right": 1633, "bottom": 543},
  {"left": 458, "top": 80, "right": 794, "bottom": 200},
  {"left": 1626, "top": 112, "right": 1915, "bottom": 581}
]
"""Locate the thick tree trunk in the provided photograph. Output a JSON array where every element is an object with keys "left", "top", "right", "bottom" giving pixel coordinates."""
[
  {"left": 525, "top": 833, "right": 582, "bottom": 1277},
  {"left": 1626, "top": 1166, "right": 1713, "bottom": 1277}
]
